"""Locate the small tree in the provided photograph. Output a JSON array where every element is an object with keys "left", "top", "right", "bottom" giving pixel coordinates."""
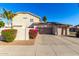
[
  {"left": 42, "top": 16, "right": 47, "bottom": 23},
  {"left": 0, "top": 21, "right": 5, "bottom": 28},
  {"left": 2, "top": 8, "right": 13, "bottom": 28}
]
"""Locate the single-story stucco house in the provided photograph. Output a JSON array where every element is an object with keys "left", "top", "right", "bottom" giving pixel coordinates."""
[
  {"left": 33, "top": 22, "right": 70, "bottom": 35},
  {"left": 1, "top": 12, "right": 71, "bottom": 40}
]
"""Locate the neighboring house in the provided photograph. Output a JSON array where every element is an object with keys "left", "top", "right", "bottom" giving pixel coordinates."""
[
  {"left": 33, "top": 22, "right": 70, "bottom": 36},
  {"left": 75, "top": 25, "right": 79, "bottom": 31},
  {"left": 70, "top": 25, "right": 79, "bottom": 32}
]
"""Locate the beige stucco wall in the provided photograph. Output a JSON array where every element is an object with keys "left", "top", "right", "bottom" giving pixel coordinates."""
[
  {"left": 33, "top": 16, "right": 40, "bottom": 23},
  {"left": 12, "top": 13, "right": 40, "bottom": 40},
  {"left": 12, "top": 13, "right": 40, "bottom": 27}
]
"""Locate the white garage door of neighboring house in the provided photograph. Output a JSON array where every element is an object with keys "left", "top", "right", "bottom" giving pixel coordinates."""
[{"left": 13, "top": 26, "right": 26, "bottom": 40}]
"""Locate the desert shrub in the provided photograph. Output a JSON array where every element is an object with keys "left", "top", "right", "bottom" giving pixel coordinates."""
[
  {"left": 1, "top": 29, "right": 17, "bottom": 42},
  {"left": 76, "top": 31, "right": 79, "bottom": 37},
  {"left": 29, "top": 29, "right": 38, "bottom": 39}
]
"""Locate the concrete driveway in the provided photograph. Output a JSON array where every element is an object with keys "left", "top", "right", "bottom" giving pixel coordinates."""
[{"left": 0, "top": 34, "right": 79, "bottom": 56}]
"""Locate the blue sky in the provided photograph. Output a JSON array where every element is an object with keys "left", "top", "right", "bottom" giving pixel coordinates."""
[{"left": 0, "top": 3, "right": 79, "bottom": 25}]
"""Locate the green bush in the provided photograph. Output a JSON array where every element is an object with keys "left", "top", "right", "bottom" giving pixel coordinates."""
[
  {"left": 0, "top": 21, "right": 5, "bottom": 28},
  {"left": 76, "top": 31, "right": 79, "bottom": 37},
  {"left": 1, "top": 29, "right": 17, "bottom": 42}
]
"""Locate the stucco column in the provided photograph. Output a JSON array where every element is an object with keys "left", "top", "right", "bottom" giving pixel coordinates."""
[
  {"left": 25, "top": 28, "right": 29, "bottom": 40},
  {"left": 67, "top": 28, "right": 70, "bottom": 35},
  {"left": 57, "top": 28, "right": 62, "bottom": 35},
  {"left": 63, "top": 29, "right": 65, "bottom": 35}
]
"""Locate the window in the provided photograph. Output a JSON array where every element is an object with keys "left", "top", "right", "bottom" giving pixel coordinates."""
[
  {"left": 23, "top": 17, "right": 27, "bottom": 19},
  {"left": 30, "top": 19, "right": 33, "bottom": 22}
]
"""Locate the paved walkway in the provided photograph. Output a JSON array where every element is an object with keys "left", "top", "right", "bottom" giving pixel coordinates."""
[{"left": 0, "top": 34, "right": 79, "bottom": 56}]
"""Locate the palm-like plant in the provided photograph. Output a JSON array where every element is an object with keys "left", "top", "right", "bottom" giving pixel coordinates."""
[
  {"left": 42, "top": 16, "right": 47, "bottom": 23},
  {"left": 2, "top": 8, "right": 13, "bottom": 28}
]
